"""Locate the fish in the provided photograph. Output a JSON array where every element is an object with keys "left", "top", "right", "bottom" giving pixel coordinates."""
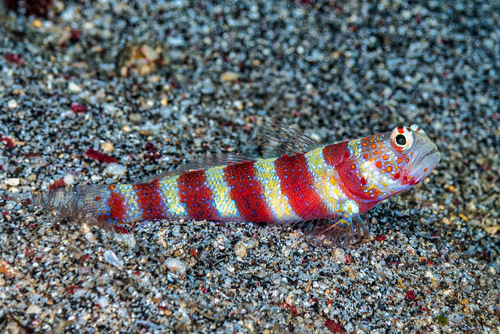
[{"left": 30, "top": 122, "right": 440, "bottom": 246}]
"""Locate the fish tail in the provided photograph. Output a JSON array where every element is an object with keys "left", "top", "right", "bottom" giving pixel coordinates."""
[
  {"left": 31, "top": 185, "right": 112, "bottom": 229},
  {"left": 31, "top": 178, "right": 182, "bottom": 233}
]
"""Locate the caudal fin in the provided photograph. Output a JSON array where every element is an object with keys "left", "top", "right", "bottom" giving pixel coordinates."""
[{"left": 30, "top": 185, "right": 109, "bottom": 228}]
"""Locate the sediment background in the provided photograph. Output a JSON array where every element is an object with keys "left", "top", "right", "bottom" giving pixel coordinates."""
[{"left": 0, "top": 1, "right": 499, "bottom": 332}]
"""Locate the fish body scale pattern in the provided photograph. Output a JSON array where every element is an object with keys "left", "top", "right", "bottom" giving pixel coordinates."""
[
  {"left": 92, "top": 143, "right": 361, "bottom": 225},
  {"left": 32, "top": 123, "right": 440, "bottom": 245}
]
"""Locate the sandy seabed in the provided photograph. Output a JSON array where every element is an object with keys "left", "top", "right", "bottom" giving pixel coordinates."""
[{"left": 0, "top": 0, "right": 499, "bottom": 333}]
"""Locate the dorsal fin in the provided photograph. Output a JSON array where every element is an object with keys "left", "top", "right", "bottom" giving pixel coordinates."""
[
  {"left": 137, "top": 119, "right": 319, "bottom": 183},
  {"left": 255, "top": 120, "right": 321, "bottom": 158},
  {"left": 136, "top": 152, "right": 257, "bottom": 184}
]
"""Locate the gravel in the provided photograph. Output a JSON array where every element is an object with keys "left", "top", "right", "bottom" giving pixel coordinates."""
[{"left": 0, "top": 0, "right": 499, "bottom": 333}]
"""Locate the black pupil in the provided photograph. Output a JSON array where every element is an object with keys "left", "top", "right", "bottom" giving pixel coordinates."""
[{"left": 396, "top": 134, "right": 406, "bottom": 146}]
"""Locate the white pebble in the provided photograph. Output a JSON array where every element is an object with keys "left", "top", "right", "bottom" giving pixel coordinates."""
[
  {"left": 63, "top": 174, "right": 75, "bottom": 185},
  {"left": 68, "top": 81, "right": 82, "bottom": 93},
  {"left": 310, "top": 133, "right": 321, "bottom": 142},
  {"left": 6, "top": 178, "right": 20, "bottom": 186},
  {"left": 104, "top": 250, "right": 124, "bottom": 270},
  {"left": 167, "top": 36, "right": 185, "bottom": 46},
  {"left": 104, "top": 163, "right": 127, "bottom": 177},
  {"left": 7, "top": 99, "right": 18, "bottom": 109},
  {"left": 221, "top": 71, "right": 239, "bottom": 82},
  {"left": 101, "top": 142, "right": 114, "bottom": 153},
  {"left": 97, "top": 296, "right": 109, "bottom": 308},
  {"left": 234, "top": 241, "right": 247, "bottom": 258},
  {"left": 103, "top": 103, "right": 118, "bottom": 116},
  {"left": 26, "top": 304, "right": 41, "bottom": 314},
  {"left": 113, "top": 233, "right": 136, "bottom": 248},
  {"left": 165, "top": 258, "right": 186, "bottom": 274},
  {"left": 84, "top": 232, "right": 97, "bottom": 243},
  {"left": 333, "top": 248, "right": 347, "bottom": 263},
  {"left": 73, "top": 288, "right": 86, "bottom": 298},
  {"left": 233, "top": 100, "right": 243, "bottom": 110}
]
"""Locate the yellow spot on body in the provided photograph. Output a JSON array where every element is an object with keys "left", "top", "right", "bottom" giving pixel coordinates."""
[
  {"left": 254, "top": 158, "right": 299, "bottom": 221},
  {"left": 382, "top": 155, "right": 388, "bottom": 160},
  {"left": 115, "top": 184, "right": 141, "bottom": 220},
  {"left": 204, "top": 166, "right": 239, "bottom": 217},
  {"left": 305, "top": 147, "right": 349, "bottom": 214},
  {"left": 160, "top": 176, "right": 187, "bottom": 216}
]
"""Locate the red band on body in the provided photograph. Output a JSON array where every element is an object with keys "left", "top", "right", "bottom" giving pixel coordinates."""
[
  {"left": 224, "top": 162, "right": 274, "bottom": 223},
  {"left": 274, "top": 154, "right": 330, "bottom": 220},
  {"left": 178, "top": 170, "right": 220, "bottom": 220},
  {"left": 133, "top": 179, "right": 168, "bottom": 220},
  {"left": 323, "top": 142, "right": 382, "bottom": 213},
  {"left": 105, "top": 185, "right": 127, "bottom": 222}
]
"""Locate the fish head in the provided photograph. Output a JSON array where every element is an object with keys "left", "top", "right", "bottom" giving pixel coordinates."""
[{"left": 341, "top": 125, "right": 440, "bottom": 202}]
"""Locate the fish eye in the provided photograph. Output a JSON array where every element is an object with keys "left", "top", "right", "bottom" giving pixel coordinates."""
[
  {"left": 395, "top": 134, "right": 406, "bottom": 146},
  {"left": 390, "top": 126, "right": 414, "bottom": 152}
]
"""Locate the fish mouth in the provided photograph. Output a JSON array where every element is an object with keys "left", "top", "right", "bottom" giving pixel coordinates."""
[{"left": 407, "top": 147, "right": 441, "bottom": 183}]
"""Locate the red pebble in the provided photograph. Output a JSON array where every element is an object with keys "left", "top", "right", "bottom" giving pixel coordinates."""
[
  {"left": 23, "top": 153, "right": 39, "bottom": 158},
  {"left": 24, "top": 247, "right": 35, "bottom": 258},
  {"left": 0, "top": 134, "right": 16, "bottom": 148},
  {"left": 80, "top": 254, "right": 90, "bottom": 262},
  {"left": 482, "top": 249, "right": 491, "bottom": 262},
  {"left": 375, "top": 234, "right": 387, "bottom": 242},
  {"left": 348, "top": 25, "right": 358, "bottom": 33},
  {"left": 6, "top": 0, "right": 54, "bottom": 17},
  {"left": 70, "top": 28, "right": 82, "bottom": 42},
  {"left": 405, "top": 290, "right": 416, "bottom": 301},
  {"left": 49, "top": 178, "right": 66, "bottom": 190},
  {"left": 158, "top": 304, "right": 168, "bottom": 310},
  {"left": 70, "top": 103, "right": 87, "bottom": 114},
  {"left": 111, "top": 225, "right": 130, "bottom": 234},
  {"left": 423, "top": 258, "right": 435, "bottom": 266},
  {"left": 144, "top": 142, "right": 161, "bottom": 161},
  {"left": 85, "top": 148, "right": 118, "bottom": 163},
  {"left": 5, "top": 53, "right": 24, "bottom": 66},
  {"left": 324, "top": 320, "right": 342, "bottom": 333},
  {"left": 299, "top": 0, "right": 314, "bottom": 6},
  {"left": 279, "top": 303, "right": 298, "bottom": 317},
  {"left": 66, "top": 285, "right": 79, "bottom": 294}
]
